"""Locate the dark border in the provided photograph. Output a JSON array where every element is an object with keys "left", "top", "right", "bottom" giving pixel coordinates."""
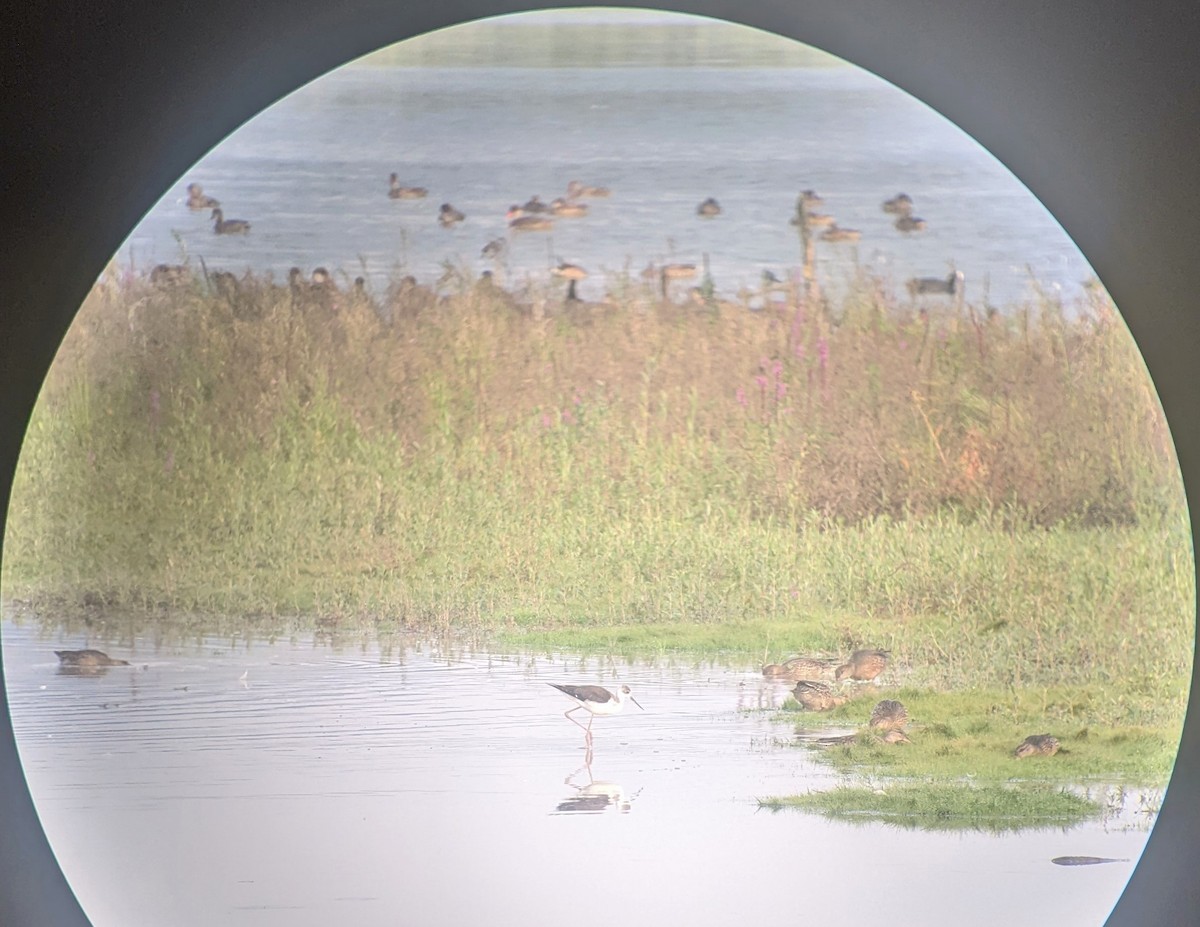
[{"left": 3, "top": 2, "right": 1199, "bottom": 925}]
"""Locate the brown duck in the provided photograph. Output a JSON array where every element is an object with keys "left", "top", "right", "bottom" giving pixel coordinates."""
[
  {"left": 55, "top": 650, "right": 130, "bottom": 668},
  {"left": 1015, "top": 734, "right": 1061, "bottom": 758},
  {"left": 869, "top": 699, "right": 908, "bottom": 731},
  {"left": 835, "top": 649, "right": 891, "bottom": 683},
  {"left": 792, "top": 680, "right": 849, "bottom": 711},
  {"left": 763, "top": 656, "right": 836, "bottom": 682}
]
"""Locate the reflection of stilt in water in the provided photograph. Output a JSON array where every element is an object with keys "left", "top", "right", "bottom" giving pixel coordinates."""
[{"left": 553, "top": 754, "right": 639, "bottom": 815}]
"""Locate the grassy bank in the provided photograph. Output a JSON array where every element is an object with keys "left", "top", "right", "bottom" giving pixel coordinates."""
[
  {"left": 757, "top": 783, "right": 1106, "bottom": 833},
  {"left": 782, "top": 686, "right": 1180, "bottom": 781},
  {"left": 1, "top": 265, "right": 1192, "bottom": 717}
]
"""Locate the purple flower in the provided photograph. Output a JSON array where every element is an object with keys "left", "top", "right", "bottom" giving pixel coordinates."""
[
  {"left": 754, "top": 374, "right": 768, "bottom": 392},
  {"left": 776, "top": 382, "right": 787, "bottom": 401},
  {"left": 817, "top": 337, "right": 830, "bottom": 368},
  {"left": 772, "top": 360, "right": 783, "bottom": 380},
  {"left": 541, "top": 412, "right": 554, "bottom": 429},
  {"left": 736, "top": 387, "right": 747, "bottom": 407}
]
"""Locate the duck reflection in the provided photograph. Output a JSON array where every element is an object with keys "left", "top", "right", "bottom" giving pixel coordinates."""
[{"left": 553, "top": 756, "right": 637, "bottom": 815}]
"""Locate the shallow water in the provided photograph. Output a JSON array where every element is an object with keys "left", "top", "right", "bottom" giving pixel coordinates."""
[
  {"left": 117, "top": 29, "right": 1094, "bottom": 309},
  {"left": 2, "top": 618, "right": 1155, "bottom": 927}
]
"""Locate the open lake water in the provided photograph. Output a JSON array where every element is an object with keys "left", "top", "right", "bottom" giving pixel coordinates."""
[
  {"left": 118, "top": 31, "right": 1095, "bottom": 309},
  {"left": 2, "top": 617, "right": 1155, "bottom": 927}
]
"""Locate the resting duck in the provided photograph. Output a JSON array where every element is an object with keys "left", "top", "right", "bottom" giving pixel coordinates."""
[
  {"left": 894, "top": 215, "right": 927, "bottom": 233},
  {"left": 882, "top": 193, "right": 914, "bottom": 215},
  {"left": 186, "top": 182, "right": 219, "bottom": 209},
  {"left": 792, "top": 680, "right": 849, "bottom": 711},
  {"left": 507, "top": 208, "right": 553, "bottom": 231},
  {"left": 791, "top": 211, "right": 834, "bottom": 228},
  {"left": 763, "top": 656, "right": 836, "bottom": 682},
  {"left": 907, "top": 270, "right": 963, "bottom": 298},
  {"left": 55, "top": 650, "right": 130, "bottom": 668},
  {"left": 550, "top": 198, "right": 588, "bottom": 217},
  {"left": 869, "top": 699, "right": 908, "bottom": 731},
  {"left": 697, "top": 197, "right": 722, "bottom": 217},
  {"left": 388, "top": 173, "right": 428, "bottom": 199},
  {"left": 438, "top": 203, "right": 465, "bottom": 227},
  {"left": 211, "top": 208, "right": 250, "bottom": 234},
  {"left": 521, "top": 195, "right": 552, "bottom": 214},
  {"left": 821, "top": 224, "right": 862, "bottom": 243},
  {"left": 1015, "top": 734, "right": 1061, "bottom": 758},
  {"left": 834, "top": 649, "right": 891, "bottom": 683},
  {"left": 566, "top": 180, "right": 611, "bottom": 198}
]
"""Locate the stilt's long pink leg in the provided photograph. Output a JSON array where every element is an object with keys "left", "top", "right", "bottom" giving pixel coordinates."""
[{"left": 564, "top": 706, "right": 591, "bottom": 733}]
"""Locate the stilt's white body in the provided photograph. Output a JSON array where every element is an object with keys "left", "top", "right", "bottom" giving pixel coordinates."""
[{"left": 548, "top": 683, "right": 643, "bottom": 742}]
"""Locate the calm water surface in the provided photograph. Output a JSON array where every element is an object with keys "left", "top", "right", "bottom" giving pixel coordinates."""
[
  {"left": 119, "top": 61, "right": 1093, "bottom": 308},
  {"left": 2, "top": 617, "right": 1154, "bottom": 927}
]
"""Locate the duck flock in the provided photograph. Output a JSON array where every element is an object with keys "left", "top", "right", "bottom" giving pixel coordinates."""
[
  {"left": 174, "top": 176, "right": 966, "bottom": 305},
  {"left": 761, "top": 648, "right": 1061, "bottom": 759}
]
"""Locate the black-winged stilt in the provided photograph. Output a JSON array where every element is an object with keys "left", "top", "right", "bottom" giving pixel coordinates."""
[{"left": 548, "top": 683, "right": 643, "bottom": 743}]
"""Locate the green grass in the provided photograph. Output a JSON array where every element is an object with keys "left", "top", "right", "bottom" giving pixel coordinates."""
[
  {"left": 757, "top": 782, "right": 1103, "bottom": 832},
  {"left": 778, "top": 686, "right": 1183, "bottom": 782}
]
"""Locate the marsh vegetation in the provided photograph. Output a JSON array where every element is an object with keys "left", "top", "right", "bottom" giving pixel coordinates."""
[{"left": 3, "top": 259, "right": 1192, "bottom": 822}]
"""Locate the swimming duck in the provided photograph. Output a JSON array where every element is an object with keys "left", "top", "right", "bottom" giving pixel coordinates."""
[
  {"left": 791, "top": 211, "right": 835, "bottom": 228},
  {"left": 821, "top": 224, "right": 862, "bottom": 243},
  {"left": 522, "top": 195, "right": 551, "bottom": 214},
  {"left": 661, "top": 263, "right": 698, "bottom": 280},
  {"left": 697, "top": 197, "right": 722, "bottom": 218},
  {"left": 798, "top": 189, "right": 823, "bottom": 209},
  {"left": 834, "top": 649, "right": 891, "bottom": 683},
  {"left": 1015, "top": 734, "right": 1061, "bottom": 758},
  {"left": 657, "top": 263, "right": 698, "bottom": 299},
  {"left": 882, "top": 193, "right": 914, "bottom": 215},
  {"left": 438, "top": 203, "right": 465, "bottom": 227},
  {"left": 894, "top": 215, "right": 927, "bottom": 233},
  {"left": 507, "top": 209, "right": 554, "bottom": 232},
  {"left": 55, "top": 649, "right": 130, "bottom": 668},
  {"left": 388, "top": 173, "right": 428, "bottom": 199},
  {"left": 869, "top": 699, "right": 908, "bottom": 731},
  {"left": 792, "top": 680, "right": 850, "bottom": 711},
  {"left": 906, "top": 270, "right": 963, "bottom": 298},
  {"left": 210, "top": 208, "right": 250, "bottom": 235},
  {"left": 566, "top": 180, "right": 611, "bottom": 198},
  {"left": 186, "top": 182, "right": 219, "bottom": 209},
  {"left": 552, "top": 260, "right": 588, "bottom": 301},
  {"left": 550, "top": 198, "right": 589, "bottom": 217}
]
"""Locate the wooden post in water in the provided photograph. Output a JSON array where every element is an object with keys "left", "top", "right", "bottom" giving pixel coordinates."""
[{"left": 793, "top": 194, "right": 820, "bottom": 310}]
